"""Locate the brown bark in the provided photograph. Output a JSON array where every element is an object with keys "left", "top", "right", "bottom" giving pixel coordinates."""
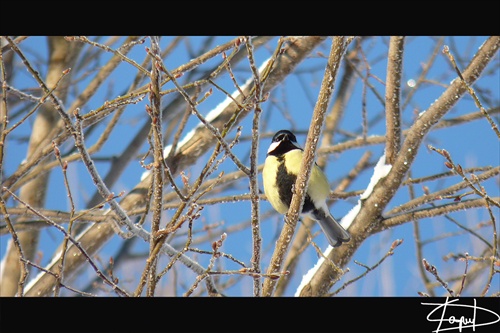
[{"left": 1, "top": 37, "right": 81, "bottom": 295}]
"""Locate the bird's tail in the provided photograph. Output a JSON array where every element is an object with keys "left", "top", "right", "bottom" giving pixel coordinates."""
[{"left": 314, "top": 210, "right": 351, "bottom": 247}]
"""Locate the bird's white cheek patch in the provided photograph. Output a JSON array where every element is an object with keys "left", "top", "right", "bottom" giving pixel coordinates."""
[{"left": 267, "top": 141, "right": 280, "bottom": 154}]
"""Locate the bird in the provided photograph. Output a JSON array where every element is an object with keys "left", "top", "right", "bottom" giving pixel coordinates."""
[{"left": 262, "top": 129, "right": 350, "bottom": 247}]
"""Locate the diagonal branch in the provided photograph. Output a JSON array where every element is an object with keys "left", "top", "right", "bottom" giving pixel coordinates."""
[
  {"left": 23, "top": 36, "right": 328, "bottom": 297},
  {"left": 298, "top": 35, "right": 500, "bottom": 297},
  {"left": 385, "top": 36, "right": 405, "bottom": 165},
  {"left": 262, "top": 36, "right": 350, "bottom": 296}
]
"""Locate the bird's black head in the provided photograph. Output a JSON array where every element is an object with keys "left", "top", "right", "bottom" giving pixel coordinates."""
[
  {"left": 272, "top": 130, "right": 297, "bottom": 144},
  {"left": 267, "top": 130, "right": 301, "bottom": 156}
]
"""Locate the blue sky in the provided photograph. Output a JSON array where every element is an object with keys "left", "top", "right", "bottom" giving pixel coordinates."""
[{"left": 1, "top": 36, "right": 499, "bottom": 297}]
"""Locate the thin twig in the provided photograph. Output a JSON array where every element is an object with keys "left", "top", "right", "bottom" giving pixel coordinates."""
[
  {"left": 407, "top": 170, "right": 435, "bottom": 296},
  {"left": 428, "top": 145, "right": 500, "bottom": 208},
  {"left": 387, "top": 166, "right": 500, "bottom": 217},
  {"left": 0, "top": 195, "right": 29, "bottom": 296},
  {"left": 67, "top": 36, "right": 149, "bottom": 76},
  {"left": 443, "top": 45, "right": 500, "bottom": 138},
  {"left": 3, "top": 187, "right": 130, "bottom": 296},
  {"left": 330, "top": 239, "right": 403, "bottom": 296},
  {"left": 422, "top": 258, "right": 455, "bottom": 296},
  {"left": 20, "top": 258, "right": 95, "bottom": 297},
  {"left": 52, "top": 142, "right": 76, "bottom": 297},
  {"left": 245, "top": 36, "right": 264, "bottom": 297}
]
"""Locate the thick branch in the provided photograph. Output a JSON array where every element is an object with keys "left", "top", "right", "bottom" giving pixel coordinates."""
[
  {"left": 262, "top": 37, "right": 349, "bottom": 296},
  {"left": 23, "top": 36, "right": 328, "bottom": 297},
  {"left": 385, "top": 36, "right": 405, "bottom": 164},
  {"left": 298, "top": 35, "right": 500, "bottom": 296}
]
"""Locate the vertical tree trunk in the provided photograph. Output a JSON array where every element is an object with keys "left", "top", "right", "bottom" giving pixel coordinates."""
[{"left": 1, "top": 37, "right": 81, "bottom": 296}]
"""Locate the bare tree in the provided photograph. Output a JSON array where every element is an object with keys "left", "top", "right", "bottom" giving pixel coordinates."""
[{"left": 1, "top": 36, "right": 498, "bottom": 297}]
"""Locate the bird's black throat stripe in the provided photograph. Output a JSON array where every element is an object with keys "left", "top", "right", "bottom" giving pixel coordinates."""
[
  {"left": 268, "top": 140, "right": 299, "bottom": 157},
  {"left": 276, "top": 156, "right": 314, "bottom": 214}
]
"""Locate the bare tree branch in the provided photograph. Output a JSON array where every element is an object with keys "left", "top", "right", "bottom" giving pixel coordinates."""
[
  {"left": 1, "top": 36, "right": 497, "bottom": 299},
  {"left": 298, "top": 36, "right": 500, "bottom": 296},
  {"left": 21, "top": 36, "right": 328, "bottom": 297},
  {"left": 385, "top": 36, "right": 405, "bottom": 165},
  {"left": 263, "top": 36, "right": 350, "bottom": 296}
]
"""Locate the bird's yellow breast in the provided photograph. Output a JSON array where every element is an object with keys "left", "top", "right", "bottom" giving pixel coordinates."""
[{"left": 263, "top": 149, "right": 331, "bottom": 214}]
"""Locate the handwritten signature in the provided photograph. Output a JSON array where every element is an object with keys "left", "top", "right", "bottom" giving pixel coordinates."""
[{"left": 421, "top": 297, "right": 500, "bottom": 332}]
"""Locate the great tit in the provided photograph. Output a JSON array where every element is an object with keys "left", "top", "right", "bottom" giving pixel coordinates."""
[{"left": 262, "top": 129, "right": 350, "bottom": 247}]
